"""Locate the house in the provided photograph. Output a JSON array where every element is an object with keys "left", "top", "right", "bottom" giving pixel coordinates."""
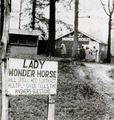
[
  {"left": 8, "top": 29, "right": 47, "bottom": 57},
  {"left": 55, "top": 30, "right": 107, "bottom": 62}
]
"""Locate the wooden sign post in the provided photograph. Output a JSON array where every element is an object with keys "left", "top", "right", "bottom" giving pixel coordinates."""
[
  {"left": 48, "top": 94, "right": 55, "bottom": 120},
  {"left": 1, "top": 59, "right": 8, "bottom": 120}
]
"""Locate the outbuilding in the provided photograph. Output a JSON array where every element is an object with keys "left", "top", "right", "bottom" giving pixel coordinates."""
[
  {"left": 8, "top": 29, "right": 107, "bottom": 63},
  {"left": 8, "top": 29, "right": 47, "bottom": 57},
  {"left": 55, "top": 30, "right": 107, "bottom": 62}
]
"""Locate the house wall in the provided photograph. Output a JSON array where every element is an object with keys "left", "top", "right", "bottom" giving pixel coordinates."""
[
  {"left": 55, "top": 38, "right": 74, "bottom": 57},
  {"left": 55, "top": 39, "right": 63, "bottom": 57},
  {"left": 89, "top": 41, "right": 100, "bottom": 62},
  {"left": 9, "top": 34, "right": 48, "bottom": 56},
  {"left": 8, "top": 46, "right": 38, "bottom": 57},
  {"left": 37, "top": 40, "right": 47, "bottom": 54},
  {"left": 55, "top": 38, "right": 107, "bottom": 62},
  {"left": 55, "top": 38, "right": 89, "bottom": 58},
  {"left": 99, "top": 44, "right": 107, "bottom": 62},
  {"left": 55, "top": 38, "right": 98, "bottom": 60},
  {"left": 89, "top": 41, "right": 107, "bottom": 62}
]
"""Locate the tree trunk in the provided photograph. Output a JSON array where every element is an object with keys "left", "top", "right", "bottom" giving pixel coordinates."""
[
  {"left": 1, "top": 0, "right": 10, "bottom": 57},
  {"left": 45, "top": 0, "right": 56, "bottom": 56},
  {"left": 107, "top": 13, "right": 112, "bottom": 63},
  {"left": 32, "top": 0, "right": 36, "bottom": 30},
  {"left": 1, "top": 0, "right": 11, "bottom": 120},
  {"left": 72, "top": 0, "right": 79, "bottom": 60},
  {"left": 0, "top": 0, "right": 4, "bottom": 40},
  {"left": 19, "top": 0, "right": 23, "bottom": 29}
]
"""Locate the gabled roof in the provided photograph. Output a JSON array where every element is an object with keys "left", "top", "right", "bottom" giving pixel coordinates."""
[
  {"left": 9, "top": 29, "right": 41, "bottom": 36},
  {"left": 56, "top": 30, "right": 107, "bottom": 45}
]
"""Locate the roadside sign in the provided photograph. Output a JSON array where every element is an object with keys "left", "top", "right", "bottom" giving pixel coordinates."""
[{"left": 6, "top": 58, "right": 58, "bottom": 95}]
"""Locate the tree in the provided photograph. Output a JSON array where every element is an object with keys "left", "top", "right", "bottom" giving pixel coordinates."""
[
  {"left": 72, "top": 0, "right": 79, "bottom": 60},
  {"left": 19, "top": 0, "right": 23, "bottom": 29},
  {"left": 1, "top": 0, "right": 11, "bottom": 57},
  {"left": 1, "top": 1, "right": 11, "bottom": 119},
  {"left": 60, "top": 0, "right": 79, "bottom": 60},
  {"left": 31, "top": 0, "right": 36, "bottom": 30},
  {"left": 0, "top": 0, "right": 4, "bottom": 40},
  {"left": 22, "top": 0, "right": 49, "bottom": 39},
  {"left": 45, "top": 0, "right": 56, "bottom": 56},
  {"left": 18, "top": 0, "right": 73, "bottom": 39},
  {"left": 100, "top": 0, "right": 114, "bottom": 63}
]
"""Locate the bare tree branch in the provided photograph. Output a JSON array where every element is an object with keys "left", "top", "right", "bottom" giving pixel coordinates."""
[
  {"left": 69, "top": 0, "right": 73, "bottom": 5},
  {"left": 112, "top": 0, "right": 114, "bottom": 11},
  {"left": 109, "top": 0, "right": 114, "bottom": 13},
  {"left": 108, "top": 0, "right": 111, "bottom": 13},
  {"left": 110, "top": 0, "right": 114, "bottom": 14},
  {"left": 68, "top": 0, "right": 73, "bottom": 10},
  {"left": 100, "top": 0, "right": 110, "bottom": 16}
]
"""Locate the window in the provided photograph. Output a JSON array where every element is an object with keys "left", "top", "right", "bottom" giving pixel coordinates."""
[
  {"left": 27, "top": 36, "right": 37, "bottom": 46},
  {"left": 9, "top": 34, "right": 38, "bottom": 46},
  {"left": 9, "top": 35, "right": 19, "bottom": 44},
  {"left": 19, "top": 36, "right": 26, "bottom": 45}
]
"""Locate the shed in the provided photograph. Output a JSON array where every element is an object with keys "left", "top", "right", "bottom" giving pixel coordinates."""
[
  {"left": 55, "top": 30, "right": 107, "bottom": 62},
  {"left": 8, "top": 29, "right": 47, "bottom": 56}
]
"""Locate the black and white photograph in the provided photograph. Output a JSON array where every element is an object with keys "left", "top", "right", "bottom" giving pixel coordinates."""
[{"left": 0, "top": 0, "right": 114, "bottom": 120}]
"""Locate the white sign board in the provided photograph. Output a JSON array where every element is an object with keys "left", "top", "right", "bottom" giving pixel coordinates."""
[
  {"left": 62, "top": 37, "right": 90, "bottom": 41},
  {"left": 6, "top": 58, "right": 58, "bottom": 95}
]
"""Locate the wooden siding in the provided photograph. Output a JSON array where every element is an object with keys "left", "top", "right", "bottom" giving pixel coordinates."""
[{"left": 7, "top": 45, "right": 38, "bottom": 57}]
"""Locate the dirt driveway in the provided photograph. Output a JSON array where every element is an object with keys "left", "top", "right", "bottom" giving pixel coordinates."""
[{"left": 84, "top": 63, "right": 114, "bottom": 120}]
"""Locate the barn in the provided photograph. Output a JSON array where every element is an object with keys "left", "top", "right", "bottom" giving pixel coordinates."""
[{"left": 55, "top": 30, "right": 107, "bottom": 62}]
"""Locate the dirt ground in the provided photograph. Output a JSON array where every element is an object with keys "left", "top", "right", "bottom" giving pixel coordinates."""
[{"left": 83, "top": 62, "right": 114, "bottom": 120}]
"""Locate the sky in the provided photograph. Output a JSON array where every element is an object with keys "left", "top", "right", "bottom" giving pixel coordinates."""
[{"left": 10, "top": 0, "right": 110, "bottom": 43}]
